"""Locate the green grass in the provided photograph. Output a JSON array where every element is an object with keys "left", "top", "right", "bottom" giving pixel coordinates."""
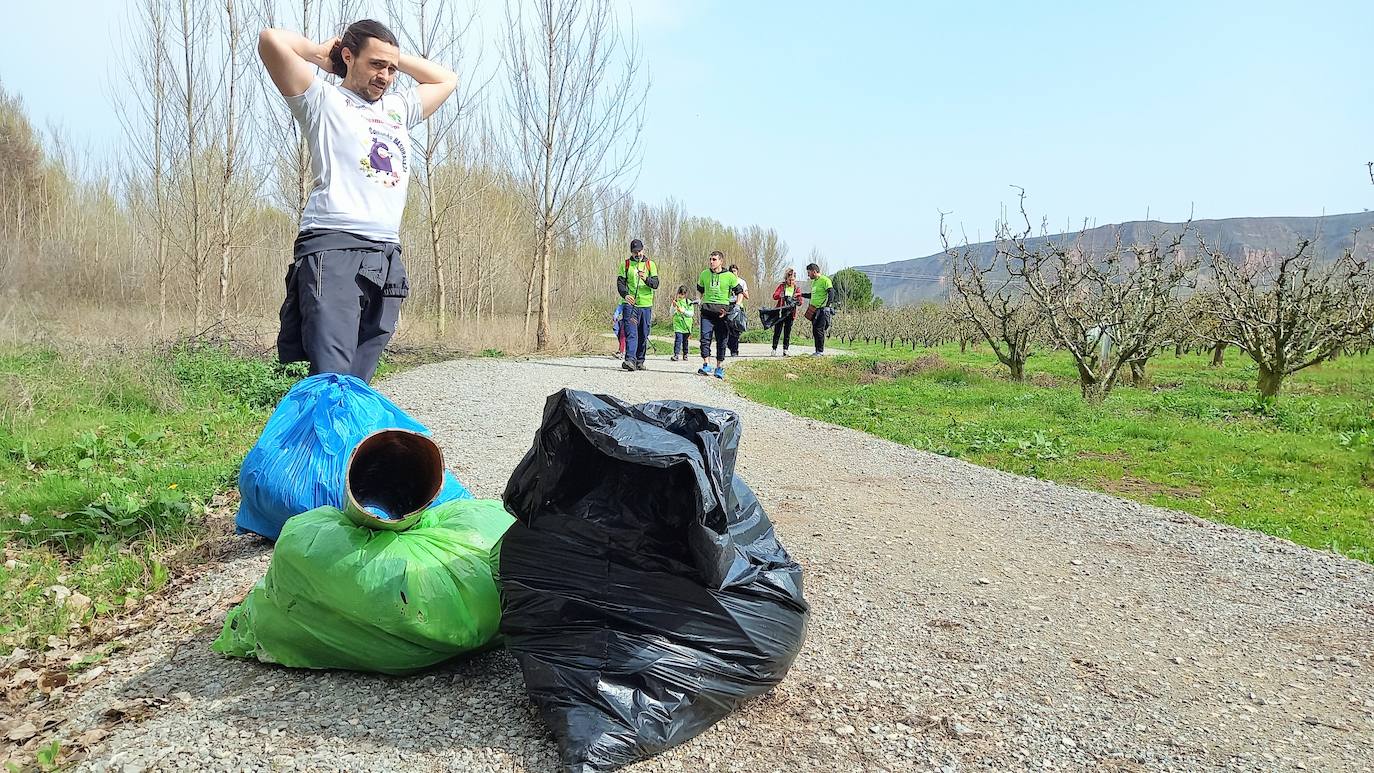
[
  {"left": 732, "top": 344, "right": 1374, "bottom": 563},
  {"left": 0, "top": 344, "right": 307, "bottom": 653}
]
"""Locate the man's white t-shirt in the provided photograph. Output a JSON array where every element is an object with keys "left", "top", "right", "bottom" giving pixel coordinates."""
[{"left": 285, "top": 75, "right": 423, "bottom": 242}]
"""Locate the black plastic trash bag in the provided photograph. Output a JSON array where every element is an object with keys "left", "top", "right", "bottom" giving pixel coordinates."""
[
  {"left": 726, "top": 303, "right": 748, "bottom": 333},
  {"left": 758, "top": 305, "right": 786, "bottom": 330},
  {"left": 499, "top": 389, "right": 809, "bottom": 773}
]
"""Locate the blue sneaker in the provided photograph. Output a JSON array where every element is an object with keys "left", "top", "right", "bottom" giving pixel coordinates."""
[
  {"left": 697, "top": 364, "right": 712, "bottom": 376},
  {"left": 713, "top": 366, "right": 725, "bottom": 379}
]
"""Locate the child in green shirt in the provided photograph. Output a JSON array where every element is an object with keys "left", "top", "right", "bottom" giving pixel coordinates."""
[{"left": 670, "top": 286, "right": 695, "bottom": 361}]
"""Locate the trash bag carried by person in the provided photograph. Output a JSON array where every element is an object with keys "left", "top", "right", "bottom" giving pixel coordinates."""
[
  {"left": 726, "top": 302, "right": 748, "bottom": 334},
  {"left": 236, "top": 373, "right": 472, "bottom": 541},
  {"left": 500, "top": 389, "right": 809, "bottom": 773},
  {"left": 213, "top": 497, "right": 514, "bottom": 675}
]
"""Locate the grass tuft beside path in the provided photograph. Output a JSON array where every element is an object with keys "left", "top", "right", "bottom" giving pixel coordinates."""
[{"left": 0, "top": 345, "right": 307, "bottom": 653}]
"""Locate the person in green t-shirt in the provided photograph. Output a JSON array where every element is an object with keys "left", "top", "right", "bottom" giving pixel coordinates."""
[
  {"left": 803, "top": 262, "right": 834, "bottom": 355},
  {"left": 616, "top": 238, "right": 659, "bottom": 371},
  {"left": 695, "top": 250, "right": 742, "bottom": 379},
  {"left": 670, "top": 285, "right": 696, "bottom": 361}
]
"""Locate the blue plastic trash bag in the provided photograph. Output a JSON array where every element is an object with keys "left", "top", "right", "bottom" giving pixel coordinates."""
[{"left": 236, "top": 373, "right": 472, "bottom": 540}]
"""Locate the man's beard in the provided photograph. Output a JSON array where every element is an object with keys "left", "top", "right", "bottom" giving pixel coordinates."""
[{"left": 347, "top": 77, "right": 387, "bottom": 102}]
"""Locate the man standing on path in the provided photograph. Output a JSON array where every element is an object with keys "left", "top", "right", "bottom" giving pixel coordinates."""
[
  {"left": 803, "top": 262, "right": 834, "bottom": 356},
  {"left": 697, "top": 251, "right": 742, "bottom": 379},
  {"left": 260, "top": 20, "right": 457, "bottom": 383},
  {"left": 617, "top": 239, "right": 659, "bottom": 371}
]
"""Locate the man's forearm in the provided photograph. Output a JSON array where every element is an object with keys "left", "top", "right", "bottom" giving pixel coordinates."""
[
  {"left": 260, "top": 28, "right": 330, "bottom": 69},
  {"left": 399, "top": 53, "right": 457, "bottom": 85}
]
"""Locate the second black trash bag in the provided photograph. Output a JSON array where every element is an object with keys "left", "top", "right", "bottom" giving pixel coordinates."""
[{"left": 500, "top": 389, "right": 809, "bottom": 773}]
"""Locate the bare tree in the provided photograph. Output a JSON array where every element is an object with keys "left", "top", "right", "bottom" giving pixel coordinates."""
[
  {"left": 163, "top": 0, "right": 217, "bottom": 330},
  {"left": 759, "top": 227, "right": 788, "bottom": 286},
  {"left": 1199, "top": 233, "right": 1374, "bottom": 400},
  {"left": 113, "top": 0, "right": 174, "bottom": 329},
  {"left": 941, "top": 212, "right": 1040, "bottom": 381},
  {"left": 387, "top": 0, "right": 487, "bottom": 336},
  {"left": 1004, "top": 192, "right": 1198, "bottom": 401},
  {"left": 502, "top": 0, "right": 647, "bottom": 349},
  {"left": 216, "top": 0, "right": 253, "bottom": 324}
]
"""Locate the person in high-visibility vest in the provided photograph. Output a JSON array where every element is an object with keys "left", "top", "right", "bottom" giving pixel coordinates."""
[
  {"left": 696, "top": 251, "right": 743, "bottom": 379},
  {"left": 616, "top": 238, "right": 659, "bottom": 371}
]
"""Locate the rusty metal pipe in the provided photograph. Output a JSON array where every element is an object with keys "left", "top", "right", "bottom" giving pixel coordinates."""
[{"left": 342, "top": 429, "right": 445, "bottom": 531}]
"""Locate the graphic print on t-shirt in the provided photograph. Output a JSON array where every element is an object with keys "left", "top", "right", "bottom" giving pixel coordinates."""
[
  {"left": 353, "top": 101, "right": 407, "bottom": 188},
  {"left": 286, "top": 75, "right": 421, "bottom": 241},
  {"left": 362, "top": 139, "right": 399, "bottom": 186}
]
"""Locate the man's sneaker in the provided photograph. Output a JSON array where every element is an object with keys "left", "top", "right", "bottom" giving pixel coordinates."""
[
  {"left": 621, "top": 359, "right": 636, "bottom": 371},
  {"left": 810, "top": 351, "right": 825, "bottom": 357},
  {"left": 670, "top": 354, "right": 679, "bottom": 362},
  {"left": 771, "top": 349, "right": 779, "bottom": 357},
  {"left": 697, "top": 364, "right": 712, "bottom": 376},
  {"left": 713, "top": 366, "right": 725, "bottom": 379},
  {"left": 782, "top": 350, "right": 789, "bottom": 357}
]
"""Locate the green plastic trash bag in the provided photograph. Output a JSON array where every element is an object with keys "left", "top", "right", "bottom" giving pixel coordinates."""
[{"left": 213, "top": 498, "right": 515, "bottom": 675}]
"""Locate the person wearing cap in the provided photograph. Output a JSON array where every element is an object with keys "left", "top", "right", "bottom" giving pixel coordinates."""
[{"left": 616, "top": 238, "right": 659, "bottom": 371}]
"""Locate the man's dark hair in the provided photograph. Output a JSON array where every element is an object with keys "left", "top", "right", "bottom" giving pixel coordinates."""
[
  {"left": 329, "top": 19, "right": 399, "bottom": 78},
  {"left": 709, "top": 250, "right": 724, "bottom": 259},
  {"left": 806, "top": 262, "right": 820, "bottom": 273},
  {"left": 727, "top": 264, "right": 738, "bottom": 273}
]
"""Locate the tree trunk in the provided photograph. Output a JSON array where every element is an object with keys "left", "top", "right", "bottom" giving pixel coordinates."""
[
  {"left": 1078, "top": 364, "right": 1108, "bottom": 402},
  {"left": 535, "top": 223, "right": 553, "bottom": 350},
  {"left": 218, "top": 209, "right": 231, "bottom": 324},
  {"left": 1210, "top": 341, "right": 1226, "bottom": 367},
  {"left": 1009, "top": 356, "right": 1025, "bottom": 382},
  {"left": 429, "top": 203, "right": 446, "bottom": 337},
  {"left": 1174, "top": 341, "right": 1183, "bottom": 357},
  {"left": 1257, "top": 366, "right": 1284, "bottom": 399},
  {"left": 1129, "top": 359, "right": 1147, "bottom": 387},
  {"left": 523, "top": 248, "right": 537, "bottom": 337},
  {"left": 158, "top": 234, "right": 168, "bottom": 332}
]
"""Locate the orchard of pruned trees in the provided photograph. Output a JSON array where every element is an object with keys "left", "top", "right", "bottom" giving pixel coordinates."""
[{"left": 828, "top": 190, "right": 1374, "bottom": 403}]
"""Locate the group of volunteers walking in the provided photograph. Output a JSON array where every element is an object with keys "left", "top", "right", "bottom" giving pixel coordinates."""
[
  {"left": 612, "top": 239, "right": 835, "bottom": 380},
  {"left": 256, "top": 17, "right": 836, "bottom": 385}
]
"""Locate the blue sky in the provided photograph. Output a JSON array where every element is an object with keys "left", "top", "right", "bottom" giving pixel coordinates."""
[{"left": 3, "top": 0, "right": 1371, "bottom": 268}]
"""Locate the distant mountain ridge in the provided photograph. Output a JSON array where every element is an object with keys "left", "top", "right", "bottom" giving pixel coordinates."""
[{"left": 853, "top": 211, "right": 1374, "bottom": 306}]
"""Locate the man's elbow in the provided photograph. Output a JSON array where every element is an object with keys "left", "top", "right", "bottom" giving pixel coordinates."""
[
  {"left": 439, "top": 74, "right": 459, "bottom": 98},
  {"left": 257, "top": 28, "right": 282, "bottom": 59}
]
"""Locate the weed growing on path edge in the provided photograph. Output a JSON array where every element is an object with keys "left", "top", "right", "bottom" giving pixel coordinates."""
[
  {"left": 0, "top": 344, "right": 301, "bottom": 653},
  {"left": 732, "top": 346, "right": 1374, "bottom": 564}
]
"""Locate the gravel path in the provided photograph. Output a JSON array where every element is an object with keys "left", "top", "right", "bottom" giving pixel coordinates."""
[{"left": 67, "top": 348, "right": 1374, "bottom": 772}]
